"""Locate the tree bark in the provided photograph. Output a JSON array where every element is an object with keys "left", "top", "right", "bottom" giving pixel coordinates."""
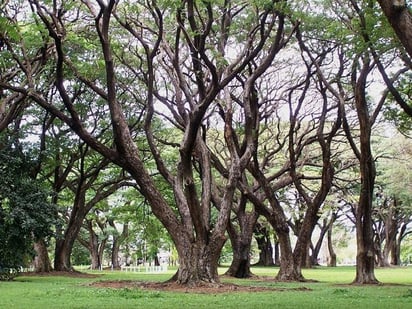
[
  {"left": 173, "top": 237, "right": 226, "bottom": 285},
  {"left": 273, "top": 240, "right": 281, "bottom": 266},
  {"left": 225, "top": 199, "right": 257, "bottom": 278},
  {"left": 392, "top": 222, "right": 409, "bottom": 265},
  {"left": 33, "top": 239, "right": 52, "bottom": 272},
  {"left": 377, "top": 0, "right": 412, "bottom": 60},
  {"left": 245, "top": 180, "right": 302, "bottom": 280},
  {"left": 311, "top": 218, "right": 333, "bottom": 267},
  {"left": 275, "top": 229, "right": 303, "bottom": 281},
  {"left": 54, "top": 190, "right": 88, "bottom": 271},
  {"left": 352, "top": 127, "right": 378, "bottom": 283},
  {"left": 352, "top": 58, "right": 379, "bottom": 284},
  {"left": 327, "top": 224, "right": 337, "bottom": 267},
  {"left": 83, "top": 219, "right": 106, "bottom": 270},
  {"left": 390, "top": 241, "right": 401, "bottom": 265},
  {"left": 293, "top": 206, "right": 319, "bottom": 271}
]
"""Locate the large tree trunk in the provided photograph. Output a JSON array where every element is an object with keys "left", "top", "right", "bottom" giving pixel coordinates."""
[
  {"left": 54, "top": 239, "right": 74, "bottom": 271},
  {"left": 33, "top": 239, "right": 52, "bottom": 272},
  {"left": 293, "top": 206, "right": 319, "bottom": 271},
  {"left": 353, "top": 142, "right": 378, "bottom": 283},
  {"left": 225, "top": 203, "right": 257, "bottom": 278},
  {"left": 377, "top": 0, "right": 412, "bottom": 66},
  {"left": 352, "top": 59, "right": 379, "bottom": 284},
  {"left": 248, "top": 169, "right": 303, "bottom": 281},
  {"left": 375, "top": 239, "right": 387, "bottom": 267},
  {"left": 275, "top": 228, "right": 303, "bottom": 281},
  {"left": 90, "top": 245, "right": 100, "bottom": 270},
  {"left": 226, "top": 247, "right": 252, "bottom": 278},
  {"left": 383, "top": 201, "right": 399, "bottom": 266},
  {"left": 84, "top": 219, "right": 108, "bottom": 270},
  {"left": 173, "top": 237, "right": 226, "bottom": 285},
  {"left": 255, "top": 236, "right": 274, "bottom": 266},
  {"left": 111, "top": 237, "right": 121, "bottom": 269},
  {"left": 98, "top": 238, "right": 107, "bottom": 269},
  {"left": 54, "top": 194, "right": 87, "bottom": 271}
]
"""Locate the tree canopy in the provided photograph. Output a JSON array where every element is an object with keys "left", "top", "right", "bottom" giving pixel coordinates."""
[
  {"left": 0, "top": 135, "right": 56, "bottom": 275},
  {"left": 0, "top": 0, "right": 412, "bottom": 285}
]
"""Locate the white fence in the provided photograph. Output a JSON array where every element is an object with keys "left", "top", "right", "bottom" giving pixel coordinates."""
[{"left": 120, "top": 265, "right": 168, "bottom": 273}]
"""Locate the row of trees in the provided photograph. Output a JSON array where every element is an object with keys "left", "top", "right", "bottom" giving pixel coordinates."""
[{"left": 1, "top": 0, "right": 412, "bottom": 285}]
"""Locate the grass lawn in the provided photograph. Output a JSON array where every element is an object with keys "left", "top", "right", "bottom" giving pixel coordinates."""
[{"left": 1, "top": 266, "right": 411, "bottom": 308}]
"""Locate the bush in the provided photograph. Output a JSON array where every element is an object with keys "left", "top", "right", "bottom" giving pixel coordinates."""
[
  {"left": 0, "top": 266, "right": 19, "bottom": 281},
  {"left": 0, "top": 137, "right": 57, "bottom": 280}
]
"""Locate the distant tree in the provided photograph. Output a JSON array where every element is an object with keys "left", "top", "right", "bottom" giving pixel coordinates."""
[
  {"left": 296, "top": 0, "right": 409, "bottom": 284},
  {"left": 373, "top": 133, "right": 412, "bottom": 266},
  {"left": 253, "top": 220, "right": 275, "bottom": 267},
  {"left": 78, "top": 211, "right": 109, "bottom": 270}
]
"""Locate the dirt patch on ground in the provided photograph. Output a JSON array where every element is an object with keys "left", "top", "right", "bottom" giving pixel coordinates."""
[
  {"left": 89, "top": 280, "right": 312, "bottom": 294},
  {"left": 21, "top": 271, "right": 100, "bottom": 278},
  {"left": 20, "top": 271, "right": 312, "bottom": 293}
]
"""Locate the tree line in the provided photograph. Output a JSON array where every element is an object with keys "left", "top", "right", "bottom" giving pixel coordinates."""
[{"left": 1, "top": 0, "right": 412, "bottom": 285}]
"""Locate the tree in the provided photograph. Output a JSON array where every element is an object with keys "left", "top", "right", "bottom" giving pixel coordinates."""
[
  {"left": 0, "top": 135, "right": 56, "bottom": 279},
  {"left": 295, "top": 0, "right": 407, "bottom": 283},
  {"left": 0, "top": 0, "right": 293, "bottom": 285},
  {"left": 373, "top": 133, "right": 412, "bottom": 266},
  {"left": 78, "top": 212, "right": 109, "bottom": 270},
  {"left": 4, "top": 0, "right": 412, "bottom": 287},
  {"left": 52, "top": 147, "right": 129, "bottom": 271}
]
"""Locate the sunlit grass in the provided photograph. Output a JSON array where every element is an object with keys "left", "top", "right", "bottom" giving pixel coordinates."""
[{"left": 1, "top": 266, "right": 411, "bottom": 308}]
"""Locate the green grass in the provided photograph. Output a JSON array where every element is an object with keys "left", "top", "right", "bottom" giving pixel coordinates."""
[{"left": 1, "top": 266, "right": 411, "bottom": 308}]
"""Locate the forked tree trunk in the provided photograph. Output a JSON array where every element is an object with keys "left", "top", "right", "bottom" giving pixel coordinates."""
[
  {"left": 293, "top": 204, "right": 320, "bottom": 271},
  {"left": 54, "top": 201, "right": 87, "bottom": 271},
  {"left": 225, "top": 208, "right": 257, "bottom": 278},
  {"left": 173, "top": 238, "right": 226, "bottom": 285},
  {"left": 225, "top": 239, "right": 253, "bottom": 278},
  {"left": 33, "top": 239, "right": 52, "bottom": 272},
  {"left": 275, "top": 229, "right": 304, "bottom": 281},
  {"left": 54, "top": 239, "right": 74, "bottom": 271},
  {"left": 254, "top": 201, "right": 303, "bottom": 280}
]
